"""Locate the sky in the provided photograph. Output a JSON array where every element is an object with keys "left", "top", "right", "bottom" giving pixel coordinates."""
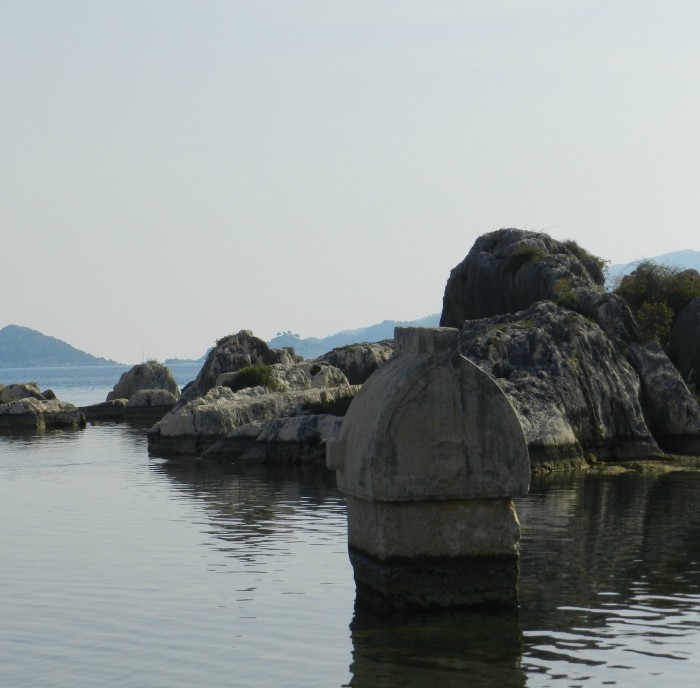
[{"left": 2, "top": 0, "right": 699, "bottom": 364}]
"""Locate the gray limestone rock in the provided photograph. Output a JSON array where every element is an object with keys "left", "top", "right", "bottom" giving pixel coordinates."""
[
  {"left": 440, "top": 228, "right": 639, "bottom": 344},
  {"left": 668, "top": 296, "right": 700, "bottom": 394},
  {"left": 625, "top": 342, "right": 700, "bottom": 453},
  {"left": 215, "top": 362, "right": 348, "bottom": 394},
  {"left": 0, "top": 396, "right": 86, "bottom": 431},
  {"left": 441, "top": 228, "right": 700, "bottom": 462},
  {"left": 203, "top": 414, "right": 344, "bottom": 465},
  {"left": 126, "top": 389, "right": 179, "bottom": 408},
  {"left": 179, "top": 330, "right": 302, "bottom": 404},
  {"left": 457, "top": 302, "right": 658, "bottom": 470},
  {"left": 315, "top": 341, "right": 394, "bottom": 384},
  {"left": 0, "top": 382, "right": 46, "bottom": 403},
  {"left": 107, "top": 362, "right": 179, "bottom": 402},
  {"left": 148, "top": 384, "right": 358, "bottom": 457}
]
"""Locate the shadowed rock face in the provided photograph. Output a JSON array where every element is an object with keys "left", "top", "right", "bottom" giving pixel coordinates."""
[
  {"left": 441, "top": 228, "right": 700, "bottom": 464},
  {"left": 668, "top": 296, "right": 700, "bottom": 395},
  {"left": 441, "top": 229, "right": 605, "bottom": 327}
]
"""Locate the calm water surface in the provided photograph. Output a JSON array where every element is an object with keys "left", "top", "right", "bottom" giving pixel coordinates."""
[{"left": 1, "top": 367, "right": 699, "bottom": 686}]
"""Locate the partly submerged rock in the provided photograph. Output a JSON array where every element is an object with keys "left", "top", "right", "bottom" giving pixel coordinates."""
[
  {"left": 82, "top": 362, "right": 181, "bottom": 422},
  {"left": 0, "top": 395, "right": 86, "bottom": 431},
  {"left": 147, "top": 384, "right": 358, "bottom": 457},
  {"left": 106, "top": 362, "right": 179, "bottom": 402},
  {"left": 202, "top": 414, "right": 344, "bottom": 465},
  {"left": 315, "top": 341, "right": 394, "bottom": 384}
]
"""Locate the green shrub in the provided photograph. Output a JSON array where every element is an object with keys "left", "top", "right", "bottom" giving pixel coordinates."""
[
  {"left": 509, "top": 244, "right": 547, "bottom": 270},
  {"left": 562, "top": 240, "right": 609, "bottom": 272},
  {"left": 225, "top": 365, "right": 280, "bottom": 392},
  {"left": 614, "top": 261, "right": 700, "bottom": 347}
]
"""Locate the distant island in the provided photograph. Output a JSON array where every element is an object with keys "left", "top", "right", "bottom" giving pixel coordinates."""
[
  {"left": 0, "top": 325, "right": 120, "bottom": 368},
  {"left": 269, "top": 314, "right": 441, "bottom": 359},
  {"left": 2, "top": 249, "right": 697, "bottom": 368}
]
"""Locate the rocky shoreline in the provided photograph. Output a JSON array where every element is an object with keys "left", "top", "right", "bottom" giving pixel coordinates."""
[{"left": 3, "top": 229, "right": 699, "bottom": 475}]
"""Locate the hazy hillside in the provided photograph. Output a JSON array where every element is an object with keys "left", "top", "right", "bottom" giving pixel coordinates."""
[
  {"left": 269, "top": 314, "right": 441, "bottom": 359},
  {"left": 607, "top": 249, "right": 700, "bottom": 286},
  {"left": 0, "top": 325, "right": 119, "bottom": 368}
]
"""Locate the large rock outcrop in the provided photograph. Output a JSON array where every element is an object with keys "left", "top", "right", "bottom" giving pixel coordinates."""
[
  {"left": 314, "top": 341, "right": 394, "bottom": 384},
  {"left": 0, "top": 383, "right": 85, "bottom": 431},
  {"left": 146, "top": 330, "right": 356, "bottom": 459},
  {"left": 441, "top": 228, "right": 639, "bottom": 344},
  {"left": 458, "top": 302, "right": 657, "bottom": 470},
  {"left": 442, "top": 229, "right": 700, "bottom": 465},
  {"left": 148, "top": 383, "right": 357, "bottom": 457},
  {"left": 179, "top": 330, "right": 302, "bottom": 404},
  {"left": 668, "top": 296, "right": 700, "bottom": 395}
]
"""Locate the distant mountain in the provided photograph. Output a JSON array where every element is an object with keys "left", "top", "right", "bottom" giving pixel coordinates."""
[
  {"left": 0, "top": 325, "right": 120, "bottom": 368},
  {"left": 164, "top": 355, "right": 208, "bottom": 365},
  {"left": 269, "top": 314, "right": 441, "bottom": 359},
  {"left": 607, "top": 249, "right": 700, "bottom": 287}
]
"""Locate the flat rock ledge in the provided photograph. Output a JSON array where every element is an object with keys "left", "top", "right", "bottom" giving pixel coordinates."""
[
  {"left": 81, "top": 389, "right": 179, "bottom": 422},
  {"left": 147, "top": 384, "right": 359, "bottom": 458},
  {"left": 201, "top": 414, "right": 344, "bottom": 466},
  {"left": 0, "top": 397, "right": 86, "bottom": 431}
]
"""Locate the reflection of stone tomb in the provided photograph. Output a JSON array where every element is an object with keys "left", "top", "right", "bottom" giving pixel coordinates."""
[{"left": 327, "top": 327, "right": 530, "bottom": 612}]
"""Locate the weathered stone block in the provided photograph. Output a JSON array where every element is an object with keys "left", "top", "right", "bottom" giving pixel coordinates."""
[{"left": 328, "top": 327, "right": 529, "bottom": 612}]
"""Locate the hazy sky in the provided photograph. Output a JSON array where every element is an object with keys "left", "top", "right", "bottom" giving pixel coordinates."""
[{"left": 2, "top": 1, "right": 699, "bottom": 363}]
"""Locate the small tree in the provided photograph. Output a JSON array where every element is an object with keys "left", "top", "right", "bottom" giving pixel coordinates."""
[{"left": 614, "top": 261, "right": 700, "bottom": 347}]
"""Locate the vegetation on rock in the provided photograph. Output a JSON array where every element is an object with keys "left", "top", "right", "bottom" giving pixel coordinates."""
[
  {"left": 614, "top": 261, "right": 700, "bottom": 346},
  {"left": 223, "top": 365, "right": 281, "bottom": 393}
]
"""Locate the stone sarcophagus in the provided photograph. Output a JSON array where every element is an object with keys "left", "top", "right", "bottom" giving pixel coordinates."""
[{"left": 327, "top": 327, "right": 529, "bottom": 612}]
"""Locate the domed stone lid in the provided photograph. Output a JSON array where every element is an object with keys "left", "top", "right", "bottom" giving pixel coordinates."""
[{"left": 327, "top": 327, "right": 529, "bottom": 501}]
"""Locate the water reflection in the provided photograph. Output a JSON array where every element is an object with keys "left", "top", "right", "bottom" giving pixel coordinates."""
[
  {"left": 348, "top": 606, "right": 525, "bottom": 687},
  {"left": 149, "top": 458, "right": 346, "bottom": 551},
  {"left": 518, "top": 471, "right": 700, "bottom": 685},
  {"left": 142, "top": 454, "right": 700, "bottom": 686}
]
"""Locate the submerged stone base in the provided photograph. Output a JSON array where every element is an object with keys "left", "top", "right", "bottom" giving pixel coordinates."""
[
  {"left": 345, "top": 495, "right": 521, "bottom": 613},
  {"left": 350, "top": 547, "right": 519, "bottom": 613}
]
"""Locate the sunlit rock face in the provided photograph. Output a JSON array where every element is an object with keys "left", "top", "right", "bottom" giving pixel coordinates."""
[
  {"left": 106, "top": 362, "right": 180, "bottom": 402},
  {"left": 458, "top": 302, "right": 658, "bottom": 471},
  {"left": 148, "top": 383, "right": 358, "bottom": 458},
  {"left": 314, "top": 341, "right": 394, "bottom": 384},
  {"left": 441, "top": 228, "right": 700, "bottom": 463},
  {"left": 0, "top": 387, "right": 85, "bottom": 431},
  {"left": 178, "top": 330, "right": 302, "bottom": 404}
]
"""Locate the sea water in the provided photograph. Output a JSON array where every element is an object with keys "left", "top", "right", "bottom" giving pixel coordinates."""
[{"left": 0, "top": 366, "right": 699, "bottom": 687}]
